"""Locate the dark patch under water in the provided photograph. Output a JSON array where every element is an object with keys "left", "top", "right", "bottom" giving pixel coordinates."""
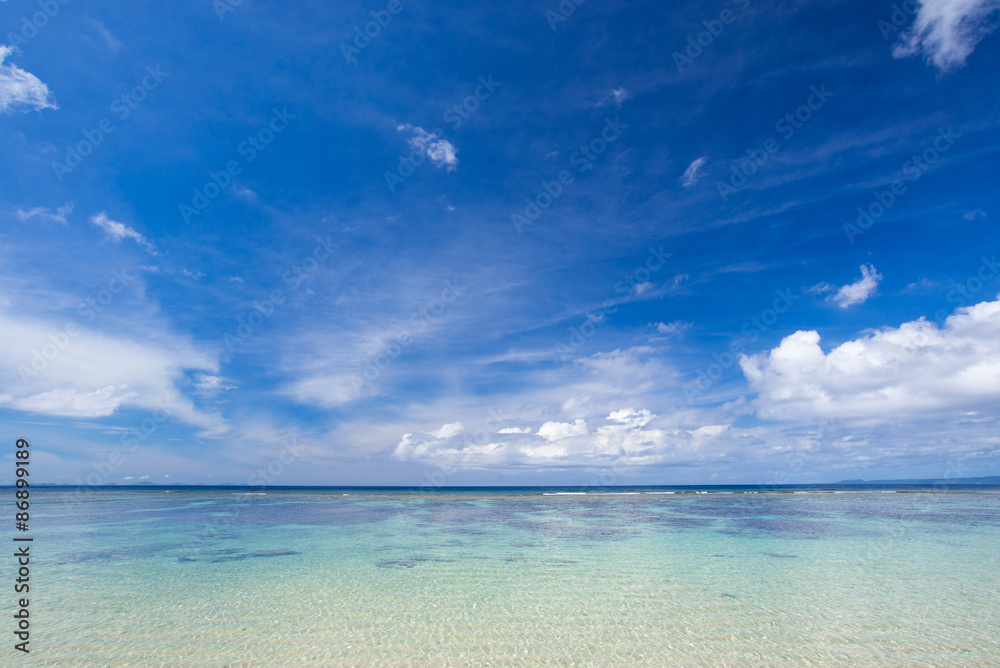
[
  {"left": 375, "top": 555, "right": 458, "bottom": 569},
  {"left": 179, "top": 548, "right": 300, "bottom": 563}
]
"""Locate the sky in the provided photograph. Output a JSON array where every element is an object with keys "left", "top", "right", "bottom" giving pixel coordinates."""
[{"left": 1, "top": 0, "right": 999, "bottom": 486}]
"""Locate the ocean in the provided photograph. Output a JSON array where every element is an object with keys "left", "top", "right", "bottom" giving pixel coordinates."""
[{"left": 13, "top": 486, "right": 1000, "bottom": 666}]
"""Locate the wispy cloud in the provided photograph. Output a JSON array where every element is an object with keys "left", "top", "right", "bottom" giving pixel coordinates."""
[
  {"left": 0, "top": 45, "right": 57, "bottom": 113},
  {"left": 593, "top": 87, "right": 632, "bottom": 108},
  {"left": 89, "top": 212, "right": 159, "bottom": 255},
  {"left": 893, "top": 0, "right": 1000, "bottom": 71},
  {"left": 88, "top": 20, "right": 125, "bottom": 52},
  {"left": 830, "top": 264, "right": 882, "bottom": 308},
  {"left": 0, "top": 310, "right": 225, "bottom": 435},
  {"left": 681, "top": 156, "right": 708, "bottom": 187},
  {"left": 398, "top": 124, "right": 458, "bottom": 171},
  {"left": 16, "top": 202, "right": 73, "bottom": 225}
]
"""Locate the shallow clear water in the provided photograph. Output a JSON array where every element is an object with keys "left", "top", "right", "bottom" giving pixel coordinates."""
[{"left": 12, "top": 487, "right": 1000, "bottom": 666}]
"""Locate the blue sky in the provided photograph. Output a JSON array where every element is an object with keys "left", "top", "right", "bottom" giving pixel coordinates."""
[{"left": 2, "top": 0, "right": 999, "bottom": 486}]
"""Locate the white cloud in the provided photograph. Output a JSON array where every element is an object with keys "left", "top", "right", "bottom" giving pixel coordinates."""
[
  {"left": 0, "top": 45, "right": 57, "bottom": 113},
  {"left": 806, "top": 282, "right": 835, "bottom": 295},
  {"left": 893, "top": 0, "right": 1000, "bottom": 71},
  {"left": 194, "top": 374, "right": 233, "bottom": 394},
  {"left": 592, "top": 87, "right": 632, "bottom": 108},
  {"left": 611, "top": 88, "right": 631, "bottom": 106},
  {"left": 690, "top": 424, "right": 729, "bottom": 439},
  {"left": 390, "top": 403, "right": 748, "bottom": 470},
  {"left": 16, "top": 202, "right": 73, "bottom": 225},
  {"left": 398, "top": 124, "right": 458, "bottom": 170},
  {"left": 740, "top": 295, "right": 1000, "bottom": 421},
  {"left": 286, "top": 373, "right": 368, "bottom": 408},
  {"left": 537, "top": 419, "right": 589, "bottom": 442},
  {"left": 830, "top": 264, "right": 882, "bottom": 308},
  {"left": 234, "top": 186, "right": 257, "bottom": 201},
  {"left": 89, "top": 212, "right": 159, "bottom": 255},
  {"left": 633, "top": 281, "right": 653, "bottom": 295},
  {"left": 0, "top": 310, "right": 224, "bottom": 435},
  {"left": 431, "top": 422, "right": 464, "bottom": 439},
  {"left": 497, "top": 426, "right": 532, "bottom": 434},
  {"left": 650, "top": 321, "right": 691, "bottom": 336},
  {"left": 607, "top": 408, "right": 654, "bottom": 428},
  {"left": 681, "top": 156, "right": 707, "bottom": 187}
]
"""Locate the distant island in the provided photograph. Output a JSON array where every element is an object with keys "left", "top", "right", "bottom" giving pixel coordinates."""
[{"left": 837, "top": 476, "right": 1000, "bottom": 485}]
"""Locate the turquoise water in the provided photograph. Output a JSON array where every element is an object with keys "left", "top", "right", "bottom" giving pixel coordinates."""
[{"left": 11, "top": 487, "right": 1000, "bottom": 666}]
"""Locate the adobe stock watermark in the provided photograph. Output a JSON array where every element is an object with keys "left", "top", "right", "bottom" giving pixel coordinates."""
[
  {"left": 545, "top": 0, "right": 588, "bottom": 30},
  {"left": 716, "top": 85, "right": 833, "bottom": 201},
  {"left": 555, "top": 245, "right": 672, "bottom": 359},
  {"left": 385, "top": 75, "right": 502, "bottom": 192},
  {"left": 62, "top": 395, "right": 177, "bottom": 495},
  {"left": 18, "top": 267, "right": 135, "bottom": 384},
  {"left": 672, "top": 0, "right": 751, "bottom": 73},
  {"left": 843, "top": 126, "right": 959, "bottom": 244},
  {"left": 340, "top": 0, "right": 406, "bottom": 64},
  {"left": 224, "top": 236, "right": 337, "bottom": 352},
  {"left": 876, "top": 1, "right": 919, "bottom": 41},
  {"left": 511, "top": 117, "right": 627, "bottom": 234},
  {"left": 350, "top": 279, "right": 464, "bottom": 392},
  {"left": 51, "top": 66, "right": 169, "bottom": 182},
  {"left": 855, "top": 453, "right": 970, "bottom": 572},
  {"left": 4, "top": 0, "right": 71, "bottom": 50},
  {"left": 683, "top": 288, "right": 799, "bottom": 403},
  {"left": 936, "top": 253, "right": 999, "bottom": 322},
  {"left": 214, "top": 0, "right": 245, "bottom": 20},
  {"left": 248, "top": 439, "right": 305, "bottom": 486},
  {"left": 760, "top": 418, "right": 839, "bottom": 488},
  {"left": 179, "top": 107, "right": 296, "bottom": 224}
]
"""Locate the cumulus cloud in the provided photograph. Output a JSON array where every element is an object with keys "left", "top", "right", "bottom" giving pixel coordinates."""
[
  {"left": 89, "top": 212, "right": 159, "bottom": 255},
  {"left": 0, "top": 45, "right": 57, "bottom": 113},
  {"left": 537, "top": 419, "right": 589, "bottom": 442},
  {"left": 391, "top": 403, "right": 744, "bottom": 470},
  {"left": 740, "top": 295, "right": 1000, "bottom": 421},
  {"left": 893, "top": 0, "right": 1000, "bottom": 72},
  {"left": 650, "top": 321, "right": 691, "bottom": 336},
  {"left": 431, "top": 422, "right": 464, "bottom": 439},
  {"left": 830, "top": 264, "right": 882, "bottom": 308},
  {"left": 398, "top": 124, "right": 458, "bottom": 170},
  {"left": 16, "top": 202, "right": 73, "bottom": 225},
  {"left": 681, "top": 156, "right": 707, "bottom": 187},
  {"left": 498, "top": 426, "right": 532, "bottom": 434},
  {"left": 607, "top": 408, "right": 654, "bottom": 428}
]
